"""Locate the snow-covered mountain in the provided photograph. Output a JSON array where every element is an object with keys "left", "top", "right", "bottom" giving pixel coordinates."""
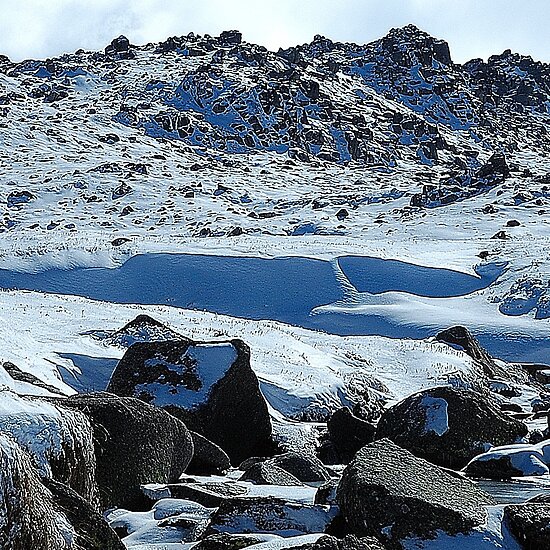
[{"left": 0, "top": 25, "right": 549, "bottom": 549}]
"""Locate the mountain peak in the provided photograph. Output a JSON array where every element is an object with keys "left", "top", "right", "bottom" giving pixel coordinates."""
[{"left": 379, "top": 25, "right": 453, "bottom": 66}]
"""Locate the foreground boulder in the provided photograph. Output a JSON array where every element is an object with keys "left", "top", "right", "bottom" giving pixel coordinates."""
[
  {"left": 504, "top": 503, "right": 550, "bottom": 549},
  {"left": 0, "top": 389, "right": 97, "bottom": 505},
  {"left": 63, "top": 393, "right": 194, "bottom": 509},
  {"left": 376, "top": 386, "right": 527, "bottom": 468},
  {"left": 337, "top": 439, "right": 493, "bottom": 546},
  {"left": 0, "top": 434, "right": 74, "bottom": 549},
  {"left": 107, "top": 338, "right": 272, "bottom": 464}
]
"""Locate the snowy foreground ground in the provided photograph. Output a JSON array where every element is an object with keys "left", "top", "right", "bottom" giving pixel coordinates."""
[{"left": 1, "top": 25, "right": 550, "bottom": 549}]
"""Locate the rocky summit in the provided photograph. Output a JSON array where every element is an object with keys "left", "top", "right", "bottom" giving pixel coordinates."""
[{"left": 0, "top": 23, "right": 549, "bottom": 550}]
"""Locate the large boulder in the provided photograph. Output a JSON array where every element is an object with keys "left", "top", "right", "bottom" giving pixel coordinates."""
[
  {"left": 63, "top": 393, "right": 193, "bottom": 509},
  {"left": 107, "top": 338, "right": 272, "bottom": 464},
  {"left": 337, "top": 439, "right": 494, "bottom": 546},
  {"left": 0, "top": 390, "right": 97, "bottom": 505},
  {"left": 0, "top": 434, "right": 75, "bottom": 549},
  {"left": 325, "top": 407, "right": 376, "bottom": 463},
  {"left": 375, "top": 386, "right": 527, "bottom": 469},
  {"left": 504, "top": 503, "right": 550, "bottom": 549}
]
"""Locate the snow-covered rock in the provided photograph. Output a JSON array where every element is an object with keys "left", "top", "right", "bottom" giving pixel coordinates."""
[
  {"left": 107, "top": 338, "right": 273, "bottom": 464},
  {"left": 375, "top": 387, "right": 528, "bottom": 469},
  {"left": 464, "top": 441, "right": 550, "bottom": 479},
  {"left": 0, "top": 389, "right": 97, "bottom": 504}
]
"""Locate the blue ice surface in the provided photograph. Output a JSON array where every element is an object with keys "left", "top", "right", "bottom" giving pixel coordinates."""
[
  {"left": 57, "top": 353, "right": 119, "bottom": 393},
  {"left": 337, "top": 256, "right": 505, "bottom": 297},
  {"left": 0, "top": 254, "right": 542, "bottom": 362}
]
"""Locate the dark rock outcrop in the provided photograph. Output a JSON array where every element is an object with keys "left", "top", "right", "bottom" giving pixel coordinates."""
[
  {"left": 325, "top": 407, "right": 376, "bottom": 463},
  {"left": 435, "top": 325, "right": 513, "bottom": 380},
  {"left": 187, "top": 430, "right": 231, "bottom": 475},
  {"left": 376, "top": 386, "right": 527, "bottom": 469},
  {"left": 2, "top": 360, "right": 65, "bottom": 395},
  {"left": 108, "top": 314, "right": 188, "bottom": 347},
  {"left": 504, "top": 503, "right": 550, "bottom": 549},
  {"left": 337, "top": 439, "right": 494, "bottom": 546},
  {"left": 63, "top": 392, "right": 193, "bottom": 509},
  {"left": 107, "top": 338, "right": 272, "bottom": 464}
]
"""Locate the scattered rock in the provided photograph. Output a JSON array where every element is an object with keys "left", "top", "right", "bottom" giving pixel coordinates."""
[
  {"left": 205, "top": 497, "right": 338, "bottom": 537},
  {"left": 239, "top": 461, "right": 304, "bottom": 486},
  {"left": 7, "top": 190, "right": 35, "bottom": 208},
  {"left": 267, "top": 452, "right": 332, "bottom": 483},
  {"left": 288, "top": 535, "right": 388, "bottom": 549},
  {"left": 194, "top": 533, "right": 262, "bottom": 549}
]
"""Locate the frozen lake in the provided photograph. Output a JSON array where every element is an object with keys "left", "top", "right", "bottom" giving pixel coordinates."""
[{"left": 0, "top": 253, "right": 545, "bottom": 362}]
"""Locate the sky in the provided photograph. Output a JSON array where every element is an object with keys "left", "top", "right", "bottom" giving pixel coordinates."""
[{"left": 0, "top": 0, "right": 548, "bottom": 64}]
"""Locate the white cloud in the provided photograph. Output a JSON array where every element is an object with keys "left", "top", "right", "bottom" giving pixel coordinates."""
[{"left": 0, "top": 0, "right": 548, "bottom": 63}]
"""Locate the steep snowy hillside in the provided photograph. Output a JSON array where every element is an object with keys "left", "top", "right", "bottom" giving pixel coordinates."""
[{"left": 0, "top": 25, "right": 549, "bottom": 363}]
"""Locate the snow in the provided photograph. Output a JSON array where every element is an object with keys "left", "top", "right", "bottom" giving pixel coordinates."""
[
  {"left": 465, "top": 441, "right": 550, "bottom": 477},
  {"left": 136, "top": 343, "right": 237, "bottom": 408},
  {"left": 421, "top": 396, "right": 449, "bottom": 436}
]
